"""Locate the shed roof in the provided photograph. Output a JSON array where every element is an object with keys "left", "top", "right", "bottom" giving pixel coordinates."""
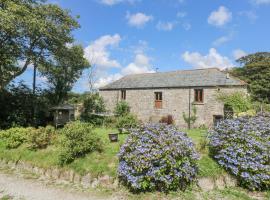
[{"left": 99, "top": 68, "right": 246, "bottom": 90}]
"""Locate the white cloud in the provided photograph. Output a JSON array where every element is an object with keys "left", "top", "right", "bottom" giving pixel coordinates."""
[
  {"left": 100, "top": 0, "right": 121, "bottom": 5},
  {"left": 177, "top": 11, "right": 187, "bottom": 18},
  {"left": 182, "top": 22, "right": 191, "bottom": 31},
  {"left": 122, "top": 54, "right": 155, "bottom": 75},
  {"left": 95, "top": 53, "right": 154, "bottom": 88},
  {"left": 233, "top": 49, "right": 247, "bottom": 60},
  {"left": 131, "top": 40, "right": 151, "bottom": 54},
  {"left": 239, "top": 11, "right": 258, "bottom": 23},
  {"left": 252, "top": 0, "right": 270, "bottom": 5},
  {"left": 84, "top": 34, "right": 121, "bottom": 69},
  {"left": 182, "top": 48, "right": 234, "bottom": 69},
  {"left": 94, "top": 73, "right": 123, "bottom": 88},
  {"left": 99, "top": 0, "right": 139, "bottom": 5},
  {"left": 213, "top": 34, "right": 233, "bottom": 46},
  {"left": 208, "top": 6, "right": 232, "bottom": 27},
  {"left": 126, "top": 12, "right": 153, "bottom": 28},
  {"left": 156, "top": 21, "right": 176, "bottom": 31}
]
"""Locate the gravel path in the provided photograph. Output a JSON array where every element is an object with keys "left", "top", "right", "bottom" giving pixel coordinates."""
[{"left": 0, "top": 172, "right": 111, "bottom": 200}]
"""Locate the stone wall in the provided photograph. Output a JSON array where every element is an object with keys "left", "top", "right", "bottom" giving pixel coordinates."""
[
  {"left": 0, "top": 158, "right": 238, "bottom": 192},
  {"left": 100, "top": 86, "right": 247, "bottom": 128}
]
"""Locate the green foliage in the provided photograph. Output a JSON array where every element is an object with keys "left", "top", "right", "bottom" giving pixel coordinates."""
[
  {"left": 114, "top": 101, "right": 130, "bottom": 117},
  {"left": 116, "top": 114, "right": 138, "bottom": 130},
  {"left": 0, "top": 127, "right": 32, "bottom": 149},
  {"left": 0, "top": 0, "right": 80, "bottom": 89},
  {"left": 67, "top": 92, "right": 90, "bottom": 104},
  {"left": 80, "top": 93, "right": 106, "bottom": 126},
  {"left": 27, "top": 125, "right": 55, "bottom": 150},
  {"left": 0, "top": 83, "right": 50, "bottom": 129},
  {"left": 58, "top": 121, "right": 103, "bottom": 165},
  {"left": 252, "top": 101, "right": 270, "bottom": 113},
  {"left": 41, "top": 45, "right": 89, "bottom": 105},
  {"left": 231, "top": 52, "right": 270, "bottom": 103},
  {"left": 103, "top": 116, "right": 118, "bottom": 128},
  {"left": 183, "top": 106, "right": 197, "bottom": 129},
  {"left": 217, "top": 92, "right": 252, "bottom": 115}
]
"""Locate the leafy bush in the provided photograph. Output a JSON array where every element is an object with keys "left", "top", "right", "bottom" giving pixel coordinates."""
[
  {"left": 209, "top": 114, "right": 270, "bottom": 191},
  {"left": 118, "top": 124, "right": 198, "bottom": 192},
  {"left": 103, "top": 116, "right": 117, "bottom": 128},
  {"left": 80, "top": 93, "right": 106, "bottom": 126},
  {"left": 27, "top": 125, "right": 55, "bottom": 150},
  {"left": 114, "top": 101, "right": 130, "bottom": 116},
  {"left": 217, "top": 92, "right": 252, "bottom": 115},
  {"left": 0, "top": 83, "right": 50, "bottom": 129},
  {"left": 116, "top": 114, "right": 138, "bottom": 130},
  {"left": 0, "top": 127, "right": 32, "bottom": 149},
  {"left": 59, "top": 121, "right": 103, "bottom": 165},
  {"left": 159, "top": 115, "right": 174, "bottom": 125}
]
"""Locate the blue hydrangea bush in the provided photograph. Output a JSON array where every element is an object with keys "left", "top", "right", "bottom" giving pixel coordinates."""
[
  {"left": 209, "top": 114, "right": 270, "bottom": 191},
  {"left": 118, "top": 124, "right": 198, "bottom": 192}
]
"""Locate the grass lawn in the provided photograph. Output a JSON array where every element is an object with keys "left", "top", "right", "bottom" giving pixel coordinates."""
[
  {"left": 0, "top": 127, "right": 126, "bottom": 177},
  {"left": 186, "top": 129, "right": 224, "bottom": 178},
  {"left": 1, "top": 127, "right": 268, "bottom": 199},
  {"left": 0, "top": 127, "right": 223, "bottom": 178}
]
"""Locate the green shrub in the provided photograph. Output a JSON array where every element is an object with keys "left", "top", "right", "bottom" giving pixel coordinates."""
[
  {"left": 116, "top": 114, "right": 138, "bottom": 130},
  {"left": 114, "top": 101, "right": 130, "bottom": 116},
  {"left": 27, "top": 125, "right": 55, "bottom": 150},
  {"left": 58, "top": 121, "right": 103, "bottom": 165},
  {"left": 80, "top": 93, "right": 106, "bottom": 126},
  {"left": 103, "top": 116, "right": 117, "bottom": 128},
  {"left": 217, "top": 92, "right": 252, "bottom": 115},
  {"left": 0, "top": 127, "right": 32, "bottom": 149}
]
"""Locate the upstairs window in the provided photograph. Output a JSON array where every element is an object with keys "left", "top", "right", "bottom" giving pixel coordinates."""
[
  {"left": 121, "top": 90, "right": 126, "bottom": 100},
  {"left": 194, "top": 89, "right": 204, "bottom": 103},
  {"left": 154, "top": 92, "right": 162, "bottom": 109}
]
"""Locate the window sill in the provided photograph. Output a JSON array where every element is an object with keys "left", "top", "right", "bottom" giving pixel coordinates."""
[{"left": 192, "top": 102, "right": 204, "bottom": 105}]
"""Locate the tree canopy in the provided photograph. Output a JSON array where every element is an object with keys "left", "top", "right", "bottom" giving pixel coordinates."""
[
  {"left": 41, "top": 45, "right": 89, "bottom": 105},
  {"left": 231, "top": 52, "right": 270, "bottom": 103},
  {"left": 0, "top": 0, "right": 80, "bottom": 89}
]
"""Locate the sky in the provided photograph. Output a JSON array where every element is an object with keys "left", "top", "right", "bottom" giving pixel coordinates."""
[{"left": 17, "top": 0, "right": 270, "bottom": 93}]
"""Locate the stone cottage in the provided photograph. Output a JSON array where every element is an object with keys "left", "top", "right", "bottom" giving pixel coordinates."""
[{"left": 99, "top": 68, "right": 247, "bottom": 127}]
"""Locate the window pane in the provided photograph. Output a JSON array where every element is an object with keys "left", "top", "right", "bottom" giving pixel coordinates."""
[
  {"left": 121, "top": 90, "right": 126, "bottom": 100},
  {"left": 194, "top": 89, "right": 203, "bottom": 102},
  {"left": 155, "top": 92, "right": 162, "bottom": 101}
]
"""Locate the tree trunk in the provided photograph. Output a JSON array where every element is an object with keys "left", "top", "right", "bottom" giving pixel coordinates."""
[{"left": 32, "top": 63, "right": 37, "bottom": 126}]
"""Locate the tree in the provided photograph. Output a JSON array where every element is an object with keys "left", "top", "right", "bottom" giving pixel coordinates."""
[
  {"left": 80, "top": 93, "right": 106, "bottom": 125},
  {"left": 0, "top": 0, "right": 80, "bottom": 90},
  {"left": 0, "top": 82, "right": 50, "bottom": 129},
  {"left": 231, "top": 52, "right": 270, "bottom": 103},
  {"left": 183, "top": 105, "right": 197, "bottom": 129},
  {"left": 41, "top": 45, "right": 89, "bottom": 105}
]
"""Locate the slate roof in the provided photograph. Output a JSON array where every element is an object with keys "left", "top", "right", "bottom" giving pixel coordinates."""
[{"left": 99, "top": 68, "right": 247, "bottom": 90}]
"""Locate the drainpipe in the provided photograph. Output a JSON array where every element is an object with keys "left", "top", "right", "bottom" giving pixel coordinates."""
[{"left": 188, "top": 87, "right": 191, "bottom": 130}]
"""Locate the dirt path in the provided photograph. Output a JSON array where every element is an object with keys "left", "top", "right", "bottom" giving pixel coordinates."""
[{"left": 0, "top": 172, "right": 113, "bottom": 200}]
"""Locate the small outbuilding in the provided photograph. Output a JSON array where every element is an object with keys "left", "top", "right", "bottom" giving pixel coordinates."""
[{"left": 51, "top": 104, "right": 75, "bottom": 128}]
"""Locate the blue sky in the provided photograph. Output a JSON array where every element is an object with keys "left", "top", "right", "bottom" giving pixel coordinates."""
[{"left": 17, "top": 0, "right": 270, "bottom": 92}]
